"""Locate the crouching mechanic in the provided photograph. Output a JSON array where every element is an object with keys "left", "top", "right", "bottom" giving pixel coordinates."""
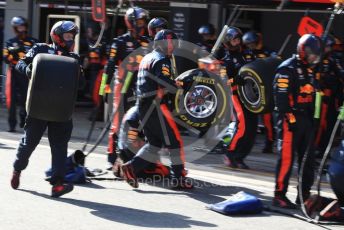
[
  {"left": 115, "top": 106, "right": 170, "bottom": 178},
  {"left": 272, "top": 34, "right": 321, "bottom": 209},
  {"left": 11, "top": 21, "right": 81, "bottom": 198},
  {"left": 121, "top": 30, "right": 193, "bottom": 189}
]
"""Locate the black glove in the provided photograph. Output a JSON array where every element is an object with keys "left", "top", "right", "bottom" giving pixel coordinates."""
[
  {"left": 103, "top": 93, "right": 109, "bottom": 104},
  {"left": 8, "top": 46, "right": 25, "bottom": 55},
  {"left": 285, "top": 113, "right": 297, "bottom": 132},
  {"left": 288, "top": 121, "right": 297, "bottom": 132},
  {"left": 235, "top": 76, "right": 245, "bottom": 86},
  {"left": 25, "top": 63, "right": 32, "bottom": 79}
]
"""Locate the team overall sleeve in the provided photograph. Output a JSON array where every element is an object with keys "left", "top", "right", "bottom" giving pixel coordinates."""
[
  {"left": 332, "top": 57, "right": 344, "bottom": 80},
  {"left": 99, "top": 39, "right": 120, "bottom": 95},
  {"left": 3, "top": 40, "right": 12, "bottom": 64},
  {"left": 2, "top": 40, "right": 21, "bottom": 65},
  {"left": 153, "top": 59, "right": 176, "bottom": 90},
  {"left": 224, "top": 58, "right": 236, "bottom": 80},
  {"left": 273, "top": 68, "right": 293, "bottom": 113},
  {"left": 15, "top": 45, "right": 38, "bottom": 76}
]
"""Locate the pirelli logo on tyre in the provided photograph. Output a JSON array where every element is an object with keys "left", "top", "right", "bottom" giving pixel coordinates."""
[
  {"left": 178, "top": 115, "right": 208, "bottom": 128},
  {"left": 238, "top": 57, "right": 282, "bottom": 114},
  {"left": 192, "top": 76, "right": 215, "bottom": 85}
]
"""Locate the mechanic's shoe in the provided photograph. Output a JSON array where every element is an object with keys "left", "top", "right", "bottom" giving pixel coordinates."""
[
  {"left": 262, "top": 141, "right": 273, "bottom": 153},
  {"left": 223, "top": 155, "right": 238, "bottom": 168},
  {"left": 51, "top": 183, "right": 74, "bottom": 198},
  {"left": 11, "top": 170, "right": 21, "bottom": 189},
  {"left": 121, "top": 163, "right": 138, "bottom": 188},
  {"left": 155, "top": 162, "right": 170, "bottom": 176},
  {"left": 143, "top": 162, "right": 170, "bottom": 177},
  {"left": 106, "top": 153, "right": 117, "bottom": 171},
  {"left": 272, "top": 195, "right": 297, "bottom": 209},
  {"left": 19, "top": 120, "right": 25, "bottom": 128},
  {"left": 295, "top": 193, "right": 310, "bottom": 205},
  {"left": 112, "top": 159, "right": 123, "bottom": 178},
  {"left": 8, "top": 128, "right": 16, "bottom": 133},
  {"left": 171, "top": 177, "right": 194, "bottom": 189},
  {"left": 236, "top": 159, "right": 250, "bottom": 169},
  {"left": 105, "top": 162, "right": 114, "bottom": 171}
]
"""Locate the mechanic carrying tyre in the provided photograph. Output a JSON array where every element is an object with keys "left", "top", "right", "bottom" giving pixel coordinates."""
[
  {"left": 10, "top": 21, "right": 81, "bottom": 198},
  {"left": 222, "top": 26, "right": 258, "bottom": 169},
  {"left": 242, "top": 30, "right": 276, "bottom": 153}
]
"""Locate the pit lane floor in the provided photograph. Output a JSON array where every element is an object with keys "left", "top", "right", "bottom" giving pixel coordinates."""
[{"left": 0, "top": 106, "right": 343, "bottom": 230}]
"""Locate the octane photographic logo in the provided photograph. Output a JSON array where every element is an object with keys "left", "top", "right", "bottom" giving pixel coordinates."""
[{"left": 110, "top": 39, "right": 231, "bottom": 166}]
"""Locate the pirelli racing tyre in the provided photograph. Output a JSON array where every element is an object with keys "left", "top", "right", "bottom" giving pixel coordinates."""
[
  {"left": 26, "top": 53, "right": 79, "bottom": 122},
  {"left": 238, "top": 57, "right": 282, "bottom": 114},
  {"left": 174, "top": 69, "right": 230, "bottom": 132}
]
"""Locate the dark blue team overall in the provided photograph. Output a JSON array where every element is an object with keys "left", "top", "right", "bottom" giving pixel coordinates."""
[
  {"left": 3, "top": 36, "right": 39, "bottom": 130},
  {"left": 314, "top": 56, "right": 344, "bottom": 155},
  {"left": 14, "top": 43, "right": 80, "bottom": 185},
  {"left": 103, "top": 33, "right": 150, "bottom": 164},
  {"left": 224, "top": 50, "right": 258, "bottom": 161},
  {"left": 273, "top": 56, "right": 316, "bottom": 198},
  {"left": 130, "top": 49, "right": 186, "bottom": 178}
]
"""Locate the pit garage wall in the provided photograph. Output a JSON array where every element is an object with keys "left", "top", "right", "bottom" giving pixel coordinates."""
[
  {"left": 260, "top": 11, "right": 344, "bottom": 58},
  {"left": 169, "top": 2, "right": 209, "bottom": 73},
  {"left": 3, "top": 0, "right": 36, "bottom": 46}
]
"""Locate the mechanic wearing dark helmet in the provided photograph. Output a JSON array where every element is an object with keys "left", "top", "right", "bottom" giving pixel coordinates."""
[
  {"left": 3, "top": 16, "right": 39, "bottom": 132},
  {"left": 121, "top": 29, "right": 193, "bottom": 189},
  {"left": 99, "top": 6, "right": 151, "bottom": 170},
  {"left": 242, "top": 30, "right": 275, "bottom": 154},
  {"left": 194, "top": 24, "right": 225, "bottom": 60},
  {"left": 148, "top": 17, "right": 168, "bottom": 39},
  {"left": 272, "top": 34, "right": 321, "bottom": 209},
  {"left": 314, "top": 35, "right": 344, "bottom": 158},
  {"left": 10, "top": 21, "right": 80, "bottom": 198},
  {"left": 195, "top": 24, "right": 216, "bottom": 54},
  {"left": 222, "top": 26, "right": 258, "bottom": 169},
  {"left": 112, "top": 16, "right": 170, "bottom": 178}
]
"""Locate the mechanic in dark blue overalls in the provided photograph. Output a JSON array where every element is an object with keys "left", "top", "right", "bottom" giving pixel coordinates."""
[
  {"left": 10, "top": 21, "right": 81, "bottom": 198},
  {"left": 3, "top": 16, "right": 39, "bottom": 132}
]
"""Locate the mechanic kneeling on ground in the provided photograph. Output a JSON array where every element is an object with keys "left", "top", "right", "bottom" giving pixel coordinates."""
[
  {"left": 121, "top": 29, "right": 193, "bottom": 189},
  {"left": 10, "top": 21, "right": 81, "bottom": 198},
  {"left": 272, "top": 34, "right": 321, "bottom": 209}
]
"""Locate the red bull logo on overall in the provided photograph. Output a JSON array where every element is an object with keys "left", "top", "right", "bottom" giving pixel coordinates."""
[
  {"left": 299, "top": 84, "right": 314, "bottom": 94},
  {"left": 298, "top": 84, "right": 314, "bottom": 103}
]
